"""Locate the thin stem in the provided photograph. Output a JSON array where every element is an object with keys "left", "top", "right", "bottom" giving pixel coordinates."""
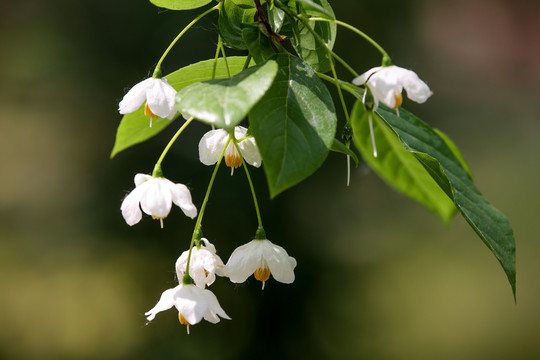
[
  {"left": 332, "top": 51, "right": 359, "bottom": 78},
  {"left": 211, "top": 36, "right": 222, "bottom": 80},
  {"left": 233, "top": 140, "right": 263, "bottom": 228},
  {"left": 346, "top": 154, "right": 351, "bottom": 187},
  {"left": 318, "top": 75, "right": 362, "bottom": 103},
  {"left": 184, "top": 138, "right": 231, "bottom": 277},
  {"left": 329, "top": 55, "right": 350, "bottom": 124},
  {"left": 155, "top": 117, "right": 195, "bottom": 167},
  {"left": 219, "top": 40, "right": 231, "bottom": 78},
  {"left": 155, "top": 4, "right": 220, "bottom": 72},
  {"left": 308, "top": 17, "right": 391, "bottom": 62},
  {"left": 317, "top": 72, "right": 363, "bottom": 99}
]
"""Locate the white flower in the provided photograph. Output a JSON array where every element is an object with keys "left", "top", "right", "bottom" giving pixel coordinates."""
[
  {"left": 352, "top": 65, "right": 433, "bottom": 110},
  {"left": 226, "top": 239, "right": 297, "bottom": 290},
  {"left": 121, "top": 174, "right": 197, "bottom": 228},
  {"left": 199, "top": 126, "right": 262, "bottom": 172},
  {"left": 176, "top": 238, "right": 228, "bottom": 289},
  {"left": 145, "top": 284, "right": 230, "bottom": 334},
  {"left": 118, "top": 77, "right": 177, "bottom": 124}
]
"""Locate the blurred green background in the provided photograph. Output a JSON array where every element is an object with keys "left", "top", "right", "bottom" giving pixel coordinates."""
[{"left": 1, "top": 0, "right": 539, "bottom": 359}]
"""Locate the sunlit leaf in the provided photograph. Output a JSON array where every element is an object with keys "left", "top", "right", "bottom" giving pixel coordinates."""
[
  {"left": 111, "top": 57, "right": 250, "bottom": 158},
  {"left": 351, "top": 102, "right": 457, "bottom": 222},
  {"left": 249, "top": 53, "right": 337, "bottom": 197},
  {"left": 282, "top": 0, "right": 336, "bottom": 73},
  {"left": 176, "top": 60, "right": 278, "bottom": 130},
  {"left": 376, "top": 106, "right": 516, "bottom": 297},
  {"left": 149, "top": 0, "right": 212, "bottom": 10},
  {"left": 295, "top": 0, "right": 334, "bottom": 18}
]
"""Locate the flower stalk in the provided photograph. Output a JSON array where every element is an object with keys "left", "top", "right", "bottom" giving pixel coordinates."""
[
  {"left": 155, "top": 3, "right": 221, "bottom": 73},
  {"left": 184, "top": 138, "right": 231, "bottom": 278}
]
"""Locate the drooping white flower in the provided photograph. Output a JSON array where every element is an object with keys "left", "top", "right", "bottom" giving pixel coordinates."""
[
  {"left": 145, "top": 284, "right": 230, "bottom": 334},
  {"left": 121, "top": 174, "right": 197, "bottom": 228},
  {"left": 352, "top": 65, "right": 433, "bottom": 110},
  {"left": 176, "top": 238, "right": 228, "bottom": 289},
  {"left": 118, "top": 77, "right": 177, "bottom": 124},
  {"left": 226, "top": 239, "right": 297, "bottom": 290},
  {"left": 199, "top": 126, "right": 261, "bottom": 173}
]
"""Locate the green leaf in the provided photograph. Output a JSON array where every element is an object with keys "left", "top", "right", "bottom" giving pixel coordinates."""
[
  {"left": 331, "top": 139, "right": 359, "bottom": 167},
  {"left": 434, "top": 128, "right": 473, "bottom": 179},
  {"left": 218, "top": 0, "right": 258, "bottom": 50},
  {"left": 111, "top": 57, "right": 250, "bottom": 158},
  {"left": 295, "top": 0, "right": 334, "bottom": 18},
  {"left": 242, "top": 25, "right": 276, "bottom": 64},
  {"left": 267, "top": 3, "right": 286, "bottom": 32},
  {"left": 176, "top": 60, "right": 278, "bottom": 130},
  {"left": 149, "top": 0, "right": 212, "bottom": 10},
  {"left": 376, "top": 106, "right": 516, "bottom": 297},
  {"left": 249, "top": 53, "right": 337, "bottom": 197},
  {"left": 284, "top": 0, "right": 336, "bottom": 73},
  {"left": 351, "top": 102, "right": 457, "bottom": 223}
]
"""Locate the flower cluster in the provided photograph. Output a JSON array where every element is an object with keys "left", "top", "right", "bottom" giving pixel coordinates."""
[
  {"left": 116, "top": 55, "right": 431, "bottom": 336},
  {"left": 115, "top": 0, "right": 435, "bottom": 336},
  {"left": 143, "top": 235, "right": 296, "bottom": 333},
  {"left": 118, "top": 97, "right": 295, "bottom": 332}
]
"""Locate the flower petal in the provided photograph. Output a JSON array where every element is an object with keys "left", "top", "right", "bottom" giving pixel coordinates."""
[
  {"left": 399, "top": 69, "right": 433, "bottom": 104},
  {"left": 145, "top": 286, "right": 179, "bottom": 321},
  {"left": 226, "top": 240, "right": 263, "bottom": 283},
  {"left": 169, "top": 183, "right": 197, "bottom": 219},
  {"left": 238, "top": 137, "right": 262, "bottom": 167},
  {"left": 175, "top": 285, "right": 209, "bottom": 325},
  {"left": 201, "top": 289, "right": 230, "bottom": 323},
  {"left": 199, "top": 129, "right": 229, "bottom": 166},
  {"left": 233, "top": 126, "right": 248, "bottom": 139},
  {"left": 134, "top": 173, "right": 152, "bottom": 187},
  {"left": 352, "top": 66, "right": 381, "bottom": 86},
  {"left": 140, "top": 179, "right": 172, "bottom": 218},
  {"left": 118, "top": 78, "right": 153, "bottom": 114},
  {"left": 175, "top": 251, "right": 189, "bottom": 278},
  {"left": 371, "top": 76, "right": 401, "bottom": 109},
  {"left": 120, "top": 186, "right": 144, "bottom": 226},
  {"left": 262, "top": 240, "right": 296, "bottom": 284},
  {"left": 146, "top": 78, "right": 177, "bottom": 119}
]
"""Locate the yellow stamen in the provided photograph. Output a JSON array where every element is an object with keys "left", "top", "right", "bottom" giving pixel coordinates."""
[
  {"left": 225, "top": 153, "right": 242, "bottom": 169},
  {"left": 254, "top": 267, "right": 271, "bottom": 282},
  {"left": 179, "top": 313, "right": 190, "bottom": 326},
  {"left": 393, "top": 93, "right": 403, "bottom": 109},
  {"left": 144, "top": 103, "right": 159, "bottom": 119}
]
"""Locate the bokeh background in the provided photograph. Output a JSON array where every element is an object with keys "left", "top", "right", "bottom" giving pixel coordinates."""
[{"left": 1, "top": 0, "right": 539, "bottom": 359}]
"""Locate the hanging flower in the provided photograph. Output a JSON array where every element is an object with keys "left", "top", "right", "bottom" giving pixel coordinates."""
[
  {"left": 198, "top": 126, "right": 262, "bottom": 172},
  {"left": 226, "top": 238, "right": 297, "bottom": 290},
  {"left": 118, "top": 77, "right": 177, "bottom": 125},
  {"left": 145, "top": 284, "right": 230, "bottom": 334},
  {"left": 352, "top": 65, "right": 433, "bottom": 110},
  {"left": 176, "top": 238, "right": 228, "bottom": 289},
  {"left": 121, "top": 174, "right": 197, "bottom": 228}
]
